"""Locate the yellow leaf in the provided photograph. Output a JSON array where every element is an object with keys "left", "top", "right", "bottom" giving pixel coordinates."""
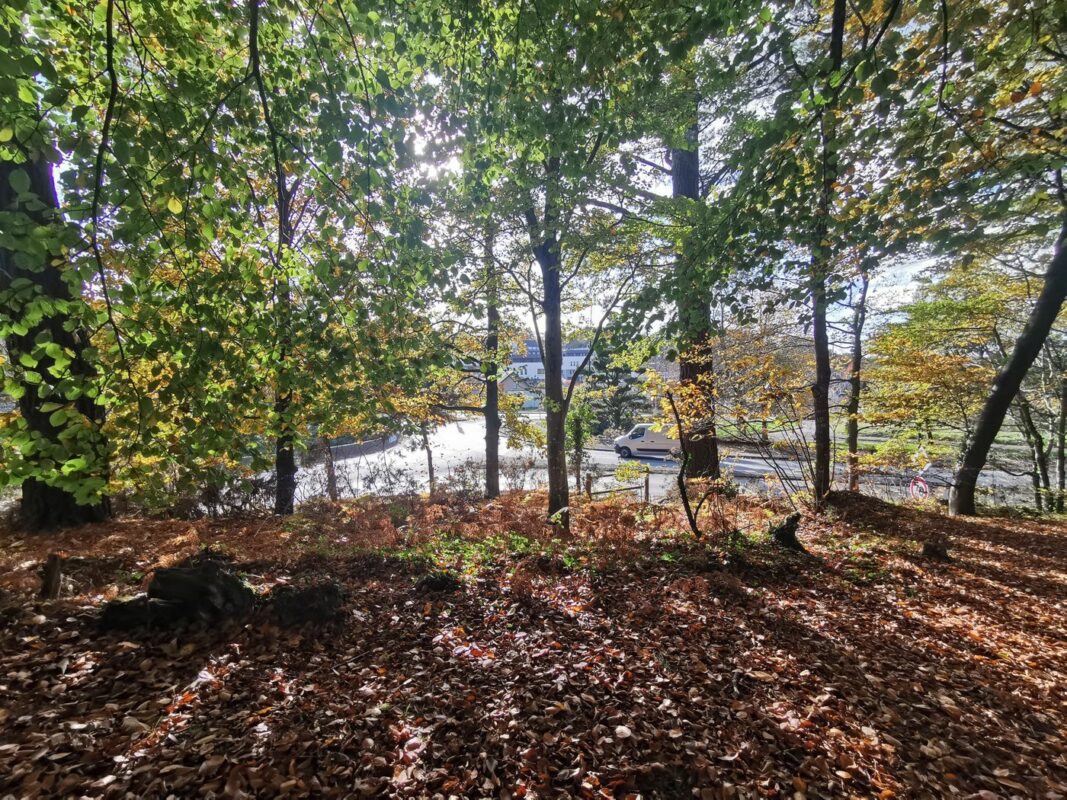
[
  {"left": 0, "top": 128, "right": 12, "bottom": 142},
  {"left": 167, "top": 196, "right": 183, "bottom": 214}
]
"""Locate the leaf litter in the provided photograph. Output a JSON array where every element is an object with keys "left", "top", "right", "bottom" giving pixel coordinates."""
[{"left": 0, "top": 491, "right": 1064, "bottom": 798}]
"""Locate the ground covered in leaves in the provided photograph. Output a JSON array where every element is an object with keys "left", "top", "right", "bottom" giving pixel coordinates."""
[{"left": 0, "top": 491, "right": 1064, "bottom": 799}]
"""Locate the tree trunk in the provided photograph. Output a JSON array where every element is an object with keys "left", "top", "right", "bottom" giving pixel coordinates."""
[
  {"left": 269, "top": 181, "right": 296, "bottom": 514},
  {"left": 274, "top": 400, "right": 296, "bottom": 514},
  {"left": 421, "top": 422, "right": 435, "bottom": 494},
  {"left": 0, "top": 157, "right": 109, "bottom": 530},
  {"left": 1015, "top": 405, "right": 1044, "bottom": 510},
  {"left": 1057, "top": 375, "right": 1066, "bottom": 512},
  {"left": 1015, "top": 395, "right": 1051, "bottom": 510},
  {"left": 810, "top": 0, "right": 847, "bottom": 509},
  {"left": 846, "top": 272, "right": 869, "bottom": 492},
  {"left": 672, "top": 99, "right": 720, "bottom": 479},
  {"left": 571, "top": 413, "right": 583, "bottom": 494},
  {"left": 484, "top": 234, "right": 501, "bottom": 499},
  {"left": 540, "top": 241, "right": 570, "bottom": 524},
  {"left": 251, "top": 0, "right": 297, "bottom": 516},
  {"left": 811, "top": 276, "right": 833, "bottom": 504},
  {"left": 322, "top": 436, "right": 338, "bottom": 501},
  {"left": 523, "top": 150, "right": 569, "bottom": 526},
  {"left": 950, "top": 218, "right": 1067, "bottom": 515}
]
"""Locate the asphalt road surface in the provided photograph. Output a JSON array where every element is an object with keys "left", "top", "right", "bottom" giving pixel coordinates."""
[{"left": 296, "top": 417, "right": 1031, "bottom": 506}]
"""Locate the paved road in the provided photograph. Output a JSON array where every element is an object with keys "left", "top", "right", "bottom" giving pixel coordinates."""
[{"left": 296, "top": 417, "right": 1031, "bottom": 506}]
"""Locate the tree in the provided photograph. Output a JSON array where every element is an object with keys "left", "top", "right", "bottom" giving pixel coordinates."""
[
  {"left": 566, "top": 397, "right": 594, "bottom": 494},
  {"left": 844, "top": 267, "right": 870, "bottom": 492},
  {"left": 0, "top": 157, "right": 110, "bottom": 529},
  {"left": 0, "top": 3, "right": 111, "bottom": 529},
  {"left": 63, "top": 0, "right": 437, "bottom": 514},
  {"left": 951, "top": 236, "right": 1067, "bottom": 513},
  {"left": 671, "top": 83, "right": 720, "bottom": 478},
  {"left": 585, "top": 346, "right": 647, "bottom": 434},
  {"left": 681, "top": 0, "right": 906, "bottom": 508},
  {"left": 439, "top": 0, "right": 722, "bottom": 525}
]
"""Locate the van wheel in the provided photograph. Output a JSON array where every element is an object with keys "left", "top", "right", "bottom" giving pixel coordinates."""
[{"left": 618, "top": 447, "right": 632, "bottom": 459}]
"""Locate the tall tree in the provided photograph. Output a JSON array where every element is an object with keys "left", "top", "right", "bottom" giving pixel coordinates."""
[
  {"left": 248, "top": 0, "right": 296, "bottom": 515},
  {"left": 0, "top": 157, "right": 110, "bottom": 529},
  {"left": 951, "top": 230, "right": 1067, "bottom": 513},
  {"left": 439, "top": 0, "right": 723, "bottom": 524},
  {"left": 0, "top": 2, "right": 112, "bottom": 529},
  {"left": 808, "top": 0, "right": 848, "bottom": 507},
  {"left": 672, "top": 88, "right": 721, "bottom": 479}
]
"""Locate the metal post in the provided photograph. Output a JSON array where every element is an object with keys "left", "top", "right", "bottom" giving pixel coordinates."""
[{"left": 643, "top": 472, "right": 650, "bottom": 504}]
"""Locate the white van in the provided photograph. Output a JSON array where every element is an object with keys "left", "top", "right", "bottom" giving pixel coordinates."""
[{"left": 613, "top": 424, "right": 678, "bottom": 458}]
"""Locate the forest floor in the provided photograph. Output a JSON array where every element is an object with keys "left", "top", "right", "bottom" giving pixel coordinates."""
[{"left": 0, "top": 491, "right": 1064, "bottom": 799}]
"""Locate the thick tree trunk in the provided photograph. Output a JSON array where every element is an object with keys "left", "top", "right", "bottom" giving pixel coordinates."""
[
  {"left": 810, "top": 0, "right": 847, "bottom": 509},
  {"left": 484, "top": 239, "right": 501, "bottom": 499},
  {"left": 0, "top": 157, "right": 109, "bottom": 530},
  {"left": 950, "top": 219, "right": 1067, "bottom": 515},
  {"left": 673, "top": 103, "right": 720, "bottom": 479},
  {"left": 677, "top": 345, "right": 721, "bottom": 478},
  {"left": 846, "top": 272, "right": 869, "bottom": 492}
]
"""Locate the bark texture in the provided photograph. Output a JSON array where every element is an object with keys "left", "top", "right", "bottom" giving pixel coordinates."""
[{"left": 950, "top": 220, "right": 1067, "bottom": 515}]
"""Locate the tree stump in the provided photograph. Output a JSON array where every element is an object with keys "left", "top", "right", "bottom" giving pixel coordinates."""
[
  {"left": 415, "top": 570, "right": 462, "bottom": 594},
  {"left": 149, "top": 563, "right": 253, "bottom": 620},
  {"left": 39, "top": 554, "right": 63, "bottom": 599},
  {"left": 99, "top": 562, "right": 253, "bottom": 630},
  {"left": 921, "top": 539, "right": 951, "bottom": 561},
  {"left": 770, "top": 513, "right": 805, "bottom": 552}
]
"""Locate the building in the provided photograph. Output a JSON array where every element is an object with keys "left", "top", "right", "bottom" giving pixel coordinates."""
[
  {"left": 499, "top": 373, "right": 543, "bottom": 410},
  {"left": 510, "top": 339, "right": 590, "bottom": 382}
]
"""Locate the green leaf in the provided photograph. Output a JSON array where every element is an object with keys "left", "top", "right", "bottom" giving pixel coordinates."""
[{"left": 9, "top": 169, "right": 30, "bottom": 195}]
